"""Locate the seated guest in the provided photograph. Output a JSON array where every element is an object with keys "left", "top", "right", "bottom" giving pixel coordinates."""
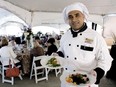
[
  {"left": 9, "top": 36, "right": 17, "bottom": 46},
  {"left": 45, "top": 38, "right": 58, "bottom": 56},
  {"left": 34, "top": 36, "right": 42, "bottom": 47},
  {"left": 15, "top": 37, "right": 21, "bottom": 45},
  {"left": 30, "top": 40, "right": 44, "bottom": 57},
  {"left": 30, "top": 40, "right": 44, "bottom": 67},
  {"left": 8, "top": 36, "right": 17, "bottom": 50},
  {"left": 21, "top": 40, "right": 27, "bottom": 48},
  {"left": 0, "top": 37, "right": 22, "bottom": 71}
]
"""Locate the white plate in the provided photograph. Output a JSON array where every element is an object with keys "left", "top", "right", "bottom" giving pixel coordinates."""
[
  {"left": 60, "top": 71, "right": 96, "bottom": 87},
  {"left": 40, "top": 56, "right": 64, "bottom": 69}
]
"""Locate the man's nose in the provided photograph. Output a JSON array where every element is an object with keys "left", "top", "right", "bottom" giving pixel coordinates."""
[{"left": 72, "top": 17, "right": 77, "bottom": 21}]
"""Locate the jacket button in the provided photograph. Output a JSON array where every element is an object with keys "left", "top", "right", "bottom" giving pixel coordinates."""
[
  {"left": 77, "top": 45, "right": 79, "bottom": 47},
  {"left": 73, "top": 70, "right": 76, "bottom": 72},
  {"left": 69, "top": 44, "right": 71, "bottom": 46},
  {"left": 67, "top": 56, "right": 69, "bottom": 58},
  {"left": 80, "top": 33, "right": 82, "bottom": 35},
  {"left": 65, "top": 68, "right": 67, "bottom": 70},
  {"left": 74, "top": 57, "right": 77, "bottom": 60}
]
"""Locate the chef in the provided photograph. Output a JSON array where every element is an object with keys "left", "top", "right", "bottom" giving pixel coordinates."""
[{"left": 54, "top": 2, "right": 113, "bottom": 87}]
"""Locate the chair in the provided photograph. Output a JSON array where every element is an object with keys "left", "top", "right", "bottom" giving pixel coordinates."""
[
  {"left": 47, "top": 68, "right": 62, "bottom": 77},
  {"left": 0, "top": 57, "right": 23, "bottom": 85},
  {"left": 30, "top": 56, "right": 48, "bottom": 83}
]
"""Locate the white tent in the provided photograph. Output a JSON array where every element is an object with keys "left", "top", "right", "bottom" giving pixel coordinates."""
[
  {"left": 1, "top": 0, "right": 114, "bottom": 26},
  {"left": 0, "top": 0, "right": 116, "bottom": 45}
]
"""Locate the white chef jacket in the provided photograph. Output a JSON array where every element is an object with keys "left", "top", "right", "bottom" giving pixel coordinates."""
[{"left": 58, "top": 28, "right": 113, "bottom": 87}]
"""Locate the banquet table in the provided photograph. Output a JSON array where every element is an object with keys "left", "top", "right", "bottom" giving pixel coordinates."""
[
  {"left": 15, "top": 47, "right": 31, "bottom": 74},
  {"left": 40, "top": 56, "right": 63, "bottom": 77}
]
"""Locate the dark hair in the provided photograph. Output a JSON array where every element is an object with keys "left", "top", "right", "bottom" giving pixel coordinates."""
[
  {"left": 2, "top": 38, "right": 8, "bottom": 47},
  {"left": 47, "top": 38, "right": 55, "bottom": 44},
  {"left": 35, "top": 36, "right": 40, "bottom": 40},
  {"left": 21, "top": 40, "right": 26, "bottom": 44},
  {"left": 11, "top": 36, "right": 15, "bottom": 40}
]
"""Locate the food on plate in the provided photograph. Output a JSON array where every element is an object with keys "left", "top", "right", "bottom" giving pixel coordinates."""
[
  {"left": 46, "top": 57, "right": 61, "bottom": 67},
  {"left": 66, "top": 73, "right": 90, "bottom": 85}
]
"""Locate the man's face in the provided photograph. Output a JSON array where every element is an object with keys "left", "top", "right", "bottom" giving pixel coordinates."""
[{"left": 68, "top": 10, "right": 85, "bottom": 30}]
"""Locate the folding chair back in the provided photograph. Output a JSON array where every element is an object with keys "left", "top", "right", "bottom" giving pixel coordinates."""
[
  {"left": 0, "top": 57, "right": 22, "bottom": 85},
  {"left": 30, "top": 56, "right": 48, "bottom": 83}
]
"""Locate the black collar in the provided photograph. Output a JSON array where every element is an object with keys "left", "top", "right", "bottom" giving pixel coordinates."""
[{"left": 70, "top": 23, "right": 87, "bottom": 37}]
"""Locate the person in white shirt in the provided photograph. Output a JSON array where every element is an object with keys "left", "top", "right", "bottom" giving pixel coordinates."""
[
  {"left": 0, "top": 37, "right": 22, "bottom": 70},
  {"left": 8, "top": 36, "right": 17, "bottom": 50},
  {"left": 54, "top": 2, "right": 113, "bottom": 87}
]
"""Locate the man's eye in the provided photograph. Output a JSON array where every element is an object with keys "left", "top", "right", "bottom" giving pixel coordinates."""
[{"left": 68, "top": 15, "right": 73, "bottom": 19}]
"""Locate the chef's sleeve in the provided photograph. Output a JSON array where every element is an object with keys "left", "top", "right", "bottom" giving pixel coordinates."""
[{"left": 95, "top": 36, "right": 113, "bottom": 74}]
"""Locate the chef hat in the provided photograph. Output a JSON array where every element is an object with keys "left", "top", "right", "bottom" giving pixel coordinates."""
[{"left": 62, "top": 2, "right": 89, "bottom": 24}]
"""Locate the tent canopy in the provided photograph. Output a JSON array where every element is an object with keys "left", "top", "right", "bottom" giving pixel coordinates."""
[
  {"left": 0, "top": 0, "right": 115, "bottom": 27},
  {"left": 4, "top": 0, "right": 116, "bottom": 15},
  {"left": 0, "top": 0, "right": 116, "bottom": 44}
]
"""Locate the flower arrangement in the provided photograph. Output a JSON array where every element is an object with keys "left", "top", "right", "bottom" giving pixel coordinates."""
[
  {"left": 26, "top": 29, "right": 34, "bottom": 40},
  {"left": 46, "top": 57, "right": 61, "bottom": 67},
  {"left": 23, "top": 28, "right": 34, "bottom": 48}
]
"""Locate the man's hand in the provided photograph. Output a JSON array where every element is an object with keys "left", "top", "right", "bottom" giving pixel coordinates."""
[
  {"left": 51, "top": 52, "right": 59, "bottom": 56},
  {"left": 88, "top": 70, "right": 97, "bottom": 77}
]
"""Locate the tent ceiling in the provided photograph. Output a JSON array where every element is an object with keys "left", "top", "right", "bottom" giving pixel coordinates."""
[{"left": 4, "top": 0, "right": 116, "bottom": 15}]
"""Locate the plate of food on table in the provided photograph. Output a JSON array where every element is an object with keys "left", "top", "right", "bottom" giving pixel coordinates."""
[
  {"left": 40, "top": 56, "right": 64, "bottom": 69},
  {"left": 60, "top": 70, "right": 96, "bottom": 87}
]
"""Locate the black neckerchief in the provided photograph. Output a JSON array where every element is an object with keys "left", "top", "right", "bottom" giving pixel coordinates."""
[{"left": 70, "top": 23, "right": 87, "bottom": 37}]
